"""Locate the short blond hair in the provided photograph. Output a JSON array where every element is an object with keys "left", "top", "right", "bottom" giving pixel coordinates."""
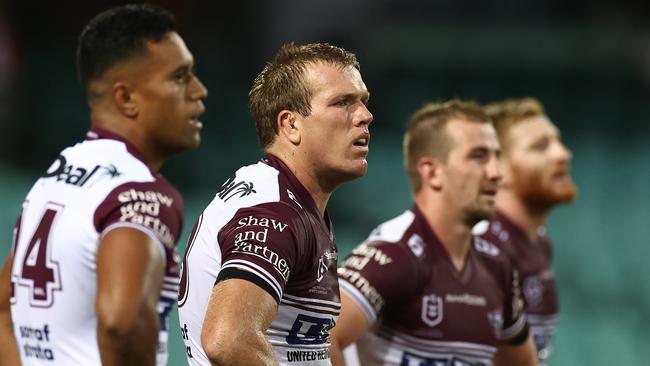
[
  {"left": 484, "top": 97, "right": 545, "bottom": 152},
  {"left": 404, "top": 99, "right": 490, "bottom": 193},
  {"left": 249, "top": 43, "right": 360, "bottom": 149}
]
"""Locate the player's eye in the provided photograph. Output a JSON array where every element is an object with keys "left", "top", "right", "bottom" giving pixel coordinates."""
[
  {"left": 531, "top": 137, "right": 550, "bottom": 151},
  {"left": 334, "top": 98, "right": 350, "bottom": 107}
]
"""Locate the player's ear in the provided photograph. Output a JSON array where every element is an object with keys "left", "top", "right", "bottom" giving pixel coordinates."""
[
  {"left": 418, "top": 156, "right": 443, "bottom": 191},
  {"left": 277, "top": 110, "right": 301, "bottom": 145},
  {"left": 112, "top": 82, "right": 138, "bottom": 119}
]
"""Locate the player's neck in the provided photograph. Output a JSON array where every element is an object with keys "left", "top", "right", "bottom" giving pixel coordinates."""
[
  {"left": 91, "top": 114, "right": 165, "bottom": 172},
  {"left": 417, "top": 199, "right": 472, "bottom": 272},
  {"left": 497, "top": 190, "right": 549, "bottom": 242},
  {"left": 267, "top": 148, "right": 332, "bottom": 217}
]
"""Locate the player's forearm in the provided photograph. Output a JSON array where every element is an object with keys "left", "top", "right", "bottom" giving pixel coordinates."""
[
  {"left": 0, "top": 311, "right": 21, "bottom": 366},
  {"left": 97, "top": 304, "right": 159, "bottom": 366},
  {"left": 204, "top": 331, "right": 279, "bottom": 366},
  {"left": 329, "top": 339, "right": 346, "bottom": 366}
]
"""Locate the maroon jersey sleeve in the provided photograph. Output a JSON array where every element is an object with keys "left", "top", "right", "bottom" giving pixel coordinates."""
[
  {"left": 216, "top": 202, "right": 307, "bottom": 303},
  {"left": 338, "top": 241, "right": 422, "bottom": 325},
  {"left": 94, "top": 181, "right": 185, "bottom": 251}
]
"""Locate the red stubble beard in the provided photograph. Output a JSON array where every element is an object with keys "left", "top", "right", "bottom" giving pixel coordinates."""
[{"left": 511, "top": 162, "right": 577, "bottom": 213}]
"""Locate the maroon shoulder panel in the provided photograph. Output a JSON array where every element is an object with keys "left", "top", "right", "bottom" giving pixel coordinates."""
[
  {"left": 217, "top": 202, "right": 307, "bottom": 297},
  {"left": 94, "top": 180, "right": 184, "bottom": 248},
  {"left": 340, "top": 240, "right": 423, "bottom": 316}
]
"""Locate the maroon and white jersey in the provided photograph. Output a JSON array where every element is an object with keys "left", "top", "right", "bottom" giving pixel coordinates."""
[
  {"left": 9, "top": 129, "right": 183, "bottom": 365},
  {"left": 177, "top": 154, "right": 340, "bottom": 365},
  {"left": 477, "top": 211, "right": 559, "bottom": 364},
  {"left": 339, "top": 206, "right": 527, "bottom": 366}
]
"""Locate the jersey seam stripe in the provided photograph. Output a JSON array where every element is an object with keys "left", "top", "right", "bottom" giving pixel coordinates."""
[
  {"left": 279, "top": 298, "right": 340, "bottom": 313},
  {"left": 278, "top": 301, "right": 340, "bottom": 317},
  {"left": 226, "top": 251, "right": 289, "bottom": 280},
  {"left": 377, "top": 326, "right": 497, "bottom": 353},
  {"left": 376, "top": 333, "right": 495, "bottom": 359},
  {"left": 222, "top": 259, "right": 282, "bottom": 293},
  {"left": 282, "top": 293, "right": 341, "bottom": 308},
  {"left": 394, "top": 345, "right": 493, "bottom": 362}
]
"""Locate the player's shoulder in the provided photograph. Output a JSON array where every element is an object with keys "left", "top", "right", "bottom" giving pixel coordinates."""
[
  {"left": 49, "top": 138, "right": 162, "bottom": 188},
  {"left": 364, "top": 210, "right": 417, "bottom": 244},
  {"left": 205, "top": 160, "right": 293, "bottom": 211},
  {"left": 349, "top": 210, "right": 425, "bottom": 268},
  {"left": 201, "top": 161, "right": 304, "bottom": 231}
]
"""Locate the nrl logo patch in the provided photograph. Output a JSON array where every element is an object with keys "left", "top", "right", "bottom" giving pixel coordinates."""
[{"left": 421, "top": 293, "right": 443, "bottom": 327}]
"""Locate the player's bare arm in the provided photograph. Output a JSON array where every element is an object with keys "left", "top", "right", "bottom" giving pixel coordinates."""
[
  {"left": 0, "top": 252, "right": 21, "bottom": 366},
  {"left": 493, "top": 333, "right": 538, "bottom": 366},
  {"left": 329, "top": 291, "right": 370, "bottom": 366},
  {"left": 96, "top": 228, "right": 164, "bottom": 366},
  {"left": 201, "top": 279, "right": 279, "bottom": 366}
]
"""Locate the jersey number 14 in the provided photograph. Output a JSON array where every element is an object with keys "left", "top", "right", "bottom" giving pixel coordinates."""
[{"left": 12, "top": 203, "right": 63, "bottom": 308}]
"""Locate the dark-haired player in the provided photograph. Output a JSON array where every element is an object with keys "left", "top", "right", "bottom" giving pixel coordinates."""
[
  {"left": 331, "top": 100, "right": 537, "bottom": 366},
  {"left": 177, "top": 42, "right": 372, "bottom": 365},
  {"left": 478, "top": 98, "right": 576, "bottom": 365},
  {"left": 0, "top": 4, "right": 207, "bottom": 365}
]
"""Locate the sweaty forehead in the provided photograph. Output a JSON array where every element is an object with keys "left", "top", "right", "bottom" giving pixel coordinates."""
[{"left": 305, "top": 62, "right": 366, "bottom": 98}]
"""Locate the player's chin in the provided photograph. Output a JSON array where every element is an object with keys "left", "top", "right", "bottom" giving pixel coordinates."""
[
  {"left": 170, "top": 131, "right": 201, "bottom": 153},
  {"left": 349, "top": 158, "right": 369, "bottom": 176},
  {"left": 550, "top": 185, "right": 577, "bottom": 203},
  {"left": 337, "top": 160, "right": 368, "bottom": 181},
  {"left": 467, "top": 207, "right": 496, "bottom": 226}
]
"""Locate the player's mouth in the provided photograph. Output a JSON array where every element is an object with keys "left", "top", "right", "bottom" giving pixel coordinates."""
[
  {"left": 480, "top": 187, "right": 498, "bottom": 196},
  {"left": 552, "top": 165, "right": 572, "bottom": 181},
  {"left": 352, "top": 132, "right": 370, "bottom": 154},
  {"left": 189, "top": 107, "right": 206, "bottom": 129}
]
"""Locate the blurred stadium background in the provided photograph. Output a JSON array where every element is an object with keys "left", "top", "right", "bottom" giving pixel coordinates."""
[{"left": 1, "top": 1, "right": 649, "bottom": 364}]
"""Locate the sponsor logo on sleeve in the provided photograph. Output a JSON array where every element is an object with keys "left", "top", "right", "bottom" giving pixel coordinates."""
[
  {"left": 351, "top": 244, "right": 392, "bottom": 265},
  {"left": 338, "top": 268, "right": 385, "bottom": 313},
  {"left": 117, "top": 189, "right": 175, "bottom": 246},
  {"left": 421, "top": 293, "right": 444, "bottom": 327},
  {"left": 231, "top": 215, "right": 292, "bottom": 280},
  {"left": 218, "top": 175, "right": 256, "bottom": 202},
  {"left": 342, "top": 255, "right": 370, "bottom": 271},
  {"left": 232, "top": 242, "right": 290, "bottom": 281}
]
